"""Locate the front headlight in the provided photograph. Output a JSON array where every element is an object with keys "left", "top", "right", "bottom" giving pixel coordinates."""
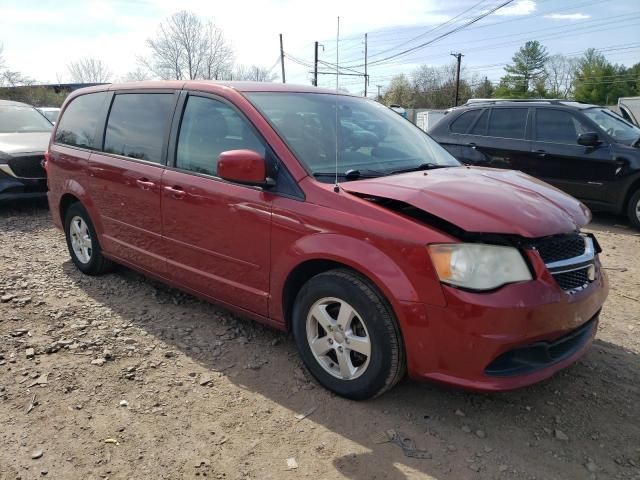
[{"left": 428, "top": 243, "right": 532, "bottom": 291}]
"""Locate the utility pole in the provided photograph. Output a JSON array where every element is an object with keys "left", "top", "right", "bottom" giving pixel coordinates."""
[
  {"left": 280, "top": 34, "right": 286, "bottom": 84},
  {"left": 376, "top": 84, "right": 382, "bottom": 100},
  {"left": 314, "top": 41, "right": 319, "bottom": 86},
  {"left": 451, "top": 52, "right": 463, "bottom": 106},
  {"left": 364, "top": 33, "right": 368, "bottom": 97}
]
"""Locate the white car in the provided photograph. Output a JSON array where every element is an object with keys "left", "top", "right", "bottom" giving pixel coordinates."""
[{"left": 37, "top": 107, "right": 61, "bottom": 124}]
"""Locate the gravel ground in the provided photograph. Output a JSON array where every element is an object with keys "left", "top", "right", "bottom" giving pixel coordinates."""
[{"left": 1, "top": 201, "right": 639, "bottom": 480}]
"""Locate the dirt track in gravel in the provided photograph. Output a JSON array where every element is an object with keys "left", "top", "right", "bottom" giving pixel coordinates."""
[{"left": 1, "top": 201, "right": 639, "bottom": 480}]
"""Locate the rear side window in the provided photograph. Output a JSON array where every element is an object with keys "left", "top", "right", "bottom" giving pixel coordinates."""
[
  {"left": 470, "top": 109, "right": 489, "bottom": 135},
  {"left": 488, "top": 108, "right": 528, "bottom": 139},
  {"left": 450, "top": 110, "right": 481, "bottom": 134},
  {"left": 104, "top": 93, "right": 174, "bottom": 164},
  {"left": 176, "top": 96, "right": 265, "bottom": 176},
  {"left": 55, "top": 92, "right": 108, "bottom": 149},
  {"left": 536, "top": 109, "right": 588, "bottom": 144}
]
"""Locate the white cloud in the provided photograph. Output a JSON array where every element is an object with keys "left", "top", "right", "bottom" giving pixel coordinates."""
[
  {"left": 494, "top": 0, "right": 536, "bottom": 16},
  {"left": 544, "top": 13, "right": 591, "bottom": 20}
]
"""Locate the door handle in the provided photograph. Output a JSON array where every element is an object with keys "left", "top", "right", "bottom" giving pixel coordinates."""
[
  {"left": 467, "top": 142, "right": 477, "bottom": 150},
  {"left": 535, "top": 150, "right": 547, "bottom": 159},
  {"left": 136, "top": 178, "right": 155, "bottom": 190},
  {"left": 164, "top": 185, "right": 186, "bottom": 199}
]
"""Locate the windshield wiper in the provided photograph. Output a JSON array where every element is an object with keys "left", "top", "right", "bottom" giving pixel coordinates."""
[
  {"left": 313, "top": 168, "right": 384, "bottom": 180},
  {"left": 389, "top": 162, "right": 451, "bottom": 175}
]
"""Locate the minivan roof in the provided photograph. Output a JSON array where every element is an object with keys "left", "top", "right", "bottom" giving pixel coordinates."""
[{"left": 70, "top": 80, "right": 353, "bottom": 96}]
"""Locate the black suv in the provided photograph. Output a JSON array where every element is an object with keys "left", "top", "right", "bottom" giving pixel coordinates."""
[{"left": 429, "top": 99, "right": 640, "bottom": 229}]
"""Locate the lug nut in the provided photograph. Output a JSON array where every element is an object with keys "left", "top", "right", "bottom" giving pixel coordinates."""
[
  {"left": 338, "top": 346, "right": 343, "bottom": 353},
  {"left": 328, "top": 338, "right": 334, "bottom": 345}
]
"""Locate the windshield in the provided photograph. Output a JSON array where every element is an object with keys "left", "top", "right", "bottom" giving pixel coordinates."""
[
  {"left": 0, "top": 106, "right": 53, "bottom": 133},
  {"left": 247, "top": 92, "right": 460, "bottom": 180},
  {"left": 583, "top": 108, "right": 640, "bottom": 144}
]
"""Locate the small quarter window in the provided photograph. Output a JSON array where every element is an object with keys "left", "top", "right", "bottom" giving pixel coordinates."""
[
  {"left": 450, "top": 110, "right": 481, "bottom": 134},
  {"left": 55, "top": 92, "right": 108, "bottom": 149}
]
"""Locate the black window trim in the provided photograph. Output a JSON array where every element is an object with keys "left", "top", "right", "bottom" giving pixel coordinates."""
[
  {"left": 97, "top": 89, "right": 181, "bottom": 167},
  {"left": 52, "top": 90, "right": 112, "bottom": 152},
  {"left": 165, "top": 89, "right": 305, "bottom": 200},
  {"left": 532, "top": 106, "right": 608, "bottom": 147}
]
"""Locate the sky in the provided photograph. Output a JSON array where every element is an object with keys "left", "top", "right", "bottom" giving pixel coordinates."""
[{"left": 0, "top": 0, "right": 638, "bottom": 96}]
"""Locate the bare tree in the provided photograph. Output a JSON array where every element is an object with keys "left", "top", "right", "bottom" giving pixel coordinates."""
[
  {"left": 122, "top": 67, "right": 151, "bottom": 82},
  {"left": 545, "top": 54, "right": 576, "bottom": 98},
  {"left": 67, "top": 58, "right": 112, "bottom": 83},
  {"left": 231, "top": 64, "right": 276, "bottom": 82},
  {"left": 143, "top": 10, "right": 233, "bottom": 80},
  {"left": 0, "top": 42, "right": 34, "bottom": 87}
]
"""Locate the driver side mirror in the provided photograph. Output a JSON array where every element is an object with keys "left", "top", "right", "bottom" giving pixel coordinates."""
[
  {"left": 217, "top": 150, "right": 275, "bottom": 187},
  {"left": 577, "top": 132, "right": 601, "bottom": 147}
]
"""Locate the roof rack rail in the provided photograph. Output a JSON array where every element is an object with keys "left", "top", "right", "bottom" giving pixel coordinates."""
[{"left": 464, "top": 98, "right": 582, "bottom": 106}]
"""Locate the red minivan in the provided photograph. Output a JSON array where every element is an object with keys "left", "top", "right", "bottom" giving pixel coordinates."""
[{"left": 47, "top": 81, "right": 608, "bottom": 399}]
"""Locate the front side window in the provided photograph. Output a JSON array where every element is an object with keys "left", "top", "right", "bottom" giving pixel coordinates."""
[
  {"left": 536, "top": 109, "right": 588, "bottom": 144},
  {"left": 488, "top": 108, "right": 528, "bottom": 139},
  {"left": 176, "top": 96, "right": 265, "bottom": 176},
  {"left": 0, "top": 105, "right": 53, "bottom": 134},
  {"left": 247, "top": 92, "right": 459, "bottom": 181},
  {"left": 55, "top": 92, "right": 107, "bottom": 148},
  {"left": 582, "top": 108, "right": 640, "bottom": 145},
  {"left": 104, "top": 93, "right": 174, "bottom": 163}
]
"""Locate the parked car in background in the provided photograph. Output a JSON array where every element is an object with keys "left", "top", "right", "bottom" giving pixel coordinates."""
[
  {"left": 429, "top": 99, "right": 640, "bottom": 229},
  {"left": 38, "top": 107, "right": 61, "bottom": 124},
  {"left": 47, "top": 82, "right": 608, "bottom": 399},
  {"left": 0, "top": 99, "right": 51, "bottom": 201},
  {"left": 615, "top": 97, "right": 640, "bottom": 127}
]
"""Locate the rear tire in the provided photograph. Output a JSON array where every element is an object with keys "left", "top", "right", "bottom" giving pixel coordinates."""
[
  {"left": 627, "top": 189, "right": 640, "bottom": 230},
  {"left": 292, "top": 269, "right": 405, "bottom": 400},
  {"left": 64, "top": 202, "right": 113, "bottom": 275}
]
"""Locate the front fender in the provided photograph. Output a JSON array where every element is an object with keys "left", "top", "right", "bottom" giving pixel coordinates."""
[{"left": 269, "top": 233, "right": 443, "bottom": 326}]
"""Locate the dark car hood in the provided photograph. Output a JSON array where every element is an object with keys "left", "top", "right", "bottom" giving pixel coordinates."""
[
  {"left": 0, "top": 132, "right": 51, "bottom": 155},
  {"left": 343, "top": 167, "right": 591, "bottom": 238}
]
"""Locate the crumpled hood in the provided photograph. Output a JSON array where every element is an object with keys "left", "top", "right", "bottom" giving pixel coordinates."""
[
  {"left": 0, "top": 132, "right": 50, "bottom": 156},
  {"left": 343, "top": 167, "right": 591, "bottom": 238}
]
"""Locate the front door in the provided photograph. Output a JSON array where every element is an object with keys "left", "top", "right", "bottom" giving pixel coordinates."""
[
  {"left": 89, "top": 91, "right": 177, "bottom": 275},
  {"left": 161, "top": 94, "right": 272, "bottom": 316},
  {"left": 529, "top": 107, "right": 615, "bottom": 204}
]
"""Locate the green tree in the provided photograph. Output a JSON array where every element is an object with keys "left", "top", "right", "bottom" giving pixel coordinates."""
[
  {"left": 383, "top": 74, "right": 414, "bottom": 107},
  {"left": 496, "top": 41, "right": 549, "bottom": 97},
  {"left": 473, "top": 77, "right": 495, "bottom": 99},
  {"left": 573, "top": 48, "right": 633, "bottom": 105}
]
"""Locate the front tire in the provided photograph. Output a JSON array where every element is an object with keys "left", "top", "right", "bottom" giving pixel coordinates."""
[
  {"left": 64, "top": 202, "right": 113, "bottom": 275},
  {"left": 292, "top": 269, "right": 405, "bottom": 400},
  {"left": 627, "top": 189, "right": 640, "bottom": 230}
]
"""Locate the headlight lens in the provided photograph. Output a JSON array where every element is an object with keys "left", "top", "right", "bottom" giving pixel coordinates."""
[{"left": 428, "top": 243, "right": 532, "bottom": 291}]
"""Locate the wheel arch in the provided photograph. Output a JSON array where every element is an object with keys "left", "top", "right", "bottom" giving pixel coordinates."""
[{"left": 273, "top": 234, "right": 424, "bottom": 332}]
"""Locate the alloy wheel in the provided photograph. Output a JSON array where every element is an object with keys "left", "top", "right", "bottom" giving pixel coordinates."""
[
  {"left": 69, "top": 216, "right": 92, "bottom": 264},
  {"left": 306, "top": 297, "right": 371, "bottom": 380}
]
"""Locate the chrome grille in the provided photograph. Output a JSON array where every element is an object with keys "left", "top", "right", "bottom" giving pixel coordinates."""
[
  {"left": 532, "top": 234, "right": 596, "bottom": 293},
  {"left": 531, "top": 233, "right": 586, "bottom": 264},
  {"left": 553, "top": 267, "right": 591, "bottom": 291}
]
